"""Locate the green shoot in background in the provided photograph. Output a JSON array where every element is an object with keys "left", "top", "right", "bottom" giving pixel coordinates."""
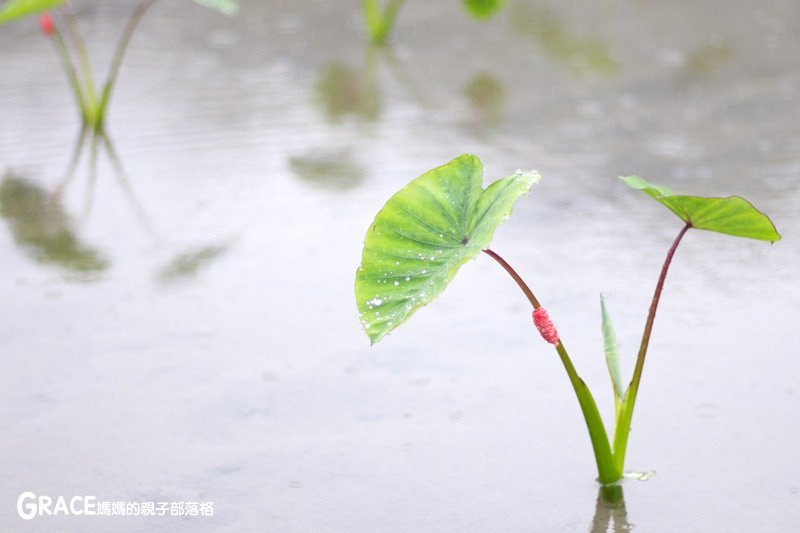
[
  {"left": 0, "top": 0, "right": 238, "bottom": 214},
  {"left": 363, "top": 0, "right": 504, "bottom": 45},
  {"left": 0, "top": 0, "right": 238, "bottom": 133}
]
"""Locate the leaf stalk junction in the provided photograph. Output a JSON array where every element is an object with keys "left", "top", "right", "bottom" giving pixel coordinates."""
[{"left": 482, "top": 221, "right": 691, "bottom": 484}]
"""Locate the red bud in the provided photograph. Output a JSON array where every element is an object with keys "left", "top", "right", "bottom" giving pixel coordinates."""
[
  {"left": 533, "top": 307, "right": 559, "bottom": 346},
  {"left": 40, "top": 13, "right": 55, "bottom": 36}
]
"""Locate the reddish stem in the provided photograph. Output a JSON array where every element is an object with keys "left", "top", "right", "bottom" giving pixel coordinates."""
[
  {"left": 630, "top": 222, "right": 692, "bottom": 394},
  {"left": 482, "top": 249, "right": 541, "bottom": 308}
]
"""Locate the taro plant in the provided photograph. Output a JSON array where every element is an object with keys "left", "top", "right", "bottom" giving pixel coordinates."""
[
  {"left": 354, "top": 154, "right": 780, "bottom": 485},
  {"left": 0, "top": 0, "right": 238, "bottom": 134},
  {"left": 0, "top": 0, "right": 237, "bottom": 214}
]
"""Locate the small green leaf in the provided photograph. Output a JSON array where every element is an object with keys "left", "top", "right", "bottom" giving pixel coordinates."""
[
  {"left": 0, "top": 0, "right": 64, "bottom": 25},
  {"left": 191, "top": 0, "right": 238, "bottom": 16},
  {"left": 463, "top": 0, "right": 505, "bottom": 20},
  {"left": 620, "top": 175, "right": 781, "bottom": 242},
  {"left": 355, "top": 154, "right": 538, "bottom": 344},
  {"left": 600, "top": 294, "right": 625, "bottom": 401}
]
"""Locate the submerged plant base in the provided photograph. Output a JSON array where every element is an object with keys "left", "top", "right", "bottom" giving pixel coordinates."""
[{"left": 598, "top": 483, "right": 625, "bottom": 508}]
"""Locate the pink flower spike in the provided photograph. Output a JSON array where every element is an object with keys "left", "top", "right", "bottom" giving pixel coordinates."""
[
  {"left": 533, "top": 307, "right": 559, "bottom": 345},
  {"left": 40, "top": 13, "right": 55, "bottom": 36}
]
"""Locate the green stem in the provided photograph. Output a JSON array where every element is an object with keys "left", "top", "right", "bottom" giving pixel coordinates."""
[
  {"left": 612, "top": 222, "right": 691, "bottom": 473},
  {"left": 363, "top": 0, "right": 406, "bottom": 44},
  {"left": 482, "top": 249, "right": 541, "bottom": 308},
  {"left": 381, "top": 0, "right": 406, "bottom": 41},
  {"left": 50, "top": 25, "right": 88, "bottom": 120},
  {"left": 62, "top": 5, "right": 98, "bottom": 117},
  {"left": 98, "top": 0, "right": 158, "bottom": 125},
  {"left": 363, "top": 0, "right": 381, "bottom": 41},
  {"left": 483, "top": 249, "right": 618, "bottom": 484}
]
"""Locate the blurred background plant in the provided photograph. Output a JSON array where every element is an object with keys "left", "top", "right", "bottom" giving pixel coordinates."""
[
  {"left": 363, "top": 0, "right": 504, "bottom": 44},
  {"left": 0, "top": 0, "right": 238, "bottom": 219},
  {"left": 0, "top": 0, "right": 238, "bottom": 133},
  {"left": 0, "top": 172, "right": 109, "bottom": 279}
]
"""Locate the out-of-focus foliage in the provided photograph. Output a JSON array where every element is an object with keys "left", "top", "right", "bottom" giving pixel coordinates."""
[
  {"left": 0, "top": 174, "right": 109, "bottom": 276},
  {"left": 463, "top": 0, "right": 505, "bottom": 20},
  {"left": 0, "top": 0, "right": 64, "bottom": 25},
  {"left": 191, "top": 0, "right": 238, "bottom": 16}
]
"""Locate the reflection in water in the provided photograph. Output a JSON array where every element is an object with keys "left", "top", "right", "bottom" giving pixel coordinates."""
[
  {"left": 314, "top": 45, "right": 431, "bottom": 124},
  {"left": 309, "top": 46, "right": 430, "bottom": 189},
  {"left": 590, "top": 484, "right": 632, "bottom": 533},
  {"left": 56, "top": 126, "right": 153, "bottom": 237},
  {"left": 0, "top": 174, "right": 109, "bottom": 277},
  {"left": 464, "top": 72, "right": 506, "bottom": 128},
  {"left": 314, "top": 60, "right": 381, "bottom": 123},
  {"left": 511, "top": 1, "right": 616, "bottom": 75},
  {"left": 49, "top": 124, "right": 157, "bottom": 248},
  {"left": 379, "top": 45, "right": 432, "bottom": 109},
  {"left": 289, "top": 149, "right": 366, "bottom": 190},
  {"left": 156, "top": 243, "right": 230, "bottom": 284},
  {"left": 679, "top": 40, "right": 734, "bottom": 80}
]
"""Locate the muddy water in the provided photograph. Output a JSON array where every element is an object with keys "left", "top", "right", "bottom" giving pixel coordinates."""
[{"left": 1, "top": 1, "right": 798, "bottom": 531}]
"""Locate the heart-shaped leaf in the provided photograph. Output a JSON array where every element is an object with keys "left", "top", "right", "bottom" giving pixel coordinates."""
[
  {"left": 0, "top": 0, "right": 64, "bottom": 25},
  {"left": 620, "top": 176, "right": 780, "bottom": 242},
  {"left": 356, "top": 154, "right": 538, "bottom": 344}
]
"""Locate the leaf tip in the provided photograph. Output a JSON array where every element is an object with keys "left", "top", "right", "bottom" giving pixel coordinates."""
[
  {"left": 362, "top": 322, "right": 383, "bottom": 346},
  {"left": 514, "top": 168, "right": 541, "bottom": 187}
]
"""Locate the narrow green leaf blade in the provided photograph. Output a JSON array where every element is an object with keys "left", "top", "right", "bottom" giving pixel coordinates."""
[
  {"left": 191, "top": 0, "right": 238, "bottom": 16},
  {"left": 463, "top": 0, "right": 505, "bottom": 20},
  {"left": 0, "top": 0, "right": 64, "bottom": 25},
  {"left": 356, "top": 154, "right": 537, "bottom": 344},
  {"left": 600, "top": 294, "right": 625, "bottom": 401},
  {"left": 619, "top": 175, "right": 781, "bottom": 242}
]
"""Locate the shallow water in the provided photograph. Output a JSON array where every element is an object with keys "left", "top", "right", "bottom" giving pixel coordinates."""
[{"left": 1, "top": 1, "right": 799, "bottom": 531}]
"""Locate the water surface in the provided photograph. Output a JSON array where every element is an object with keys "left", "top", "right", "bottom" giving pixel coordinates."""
[{"left": 1, "top": 1, "right": 798, "bottom": 531}]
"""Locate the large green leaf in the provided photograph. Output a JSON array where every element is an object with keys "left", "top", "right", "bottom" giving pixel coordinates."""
[
  {"left": 620, "top": 176, "right": 781, "bottom": 242},
  {"left": 191, "top": 0, "right": 238, "bottom": 16},
  {"left": 0, "top": 0, "right": 64, "bottom": 25},
  {"left": 463, "top": 0, "right": 505, "bottom": 20},
  {"left": 600, "top": 294, "right": 624, "bottom": 401},
  {"left": 356, "top": 154, "right": 538, "bottom": 344}
]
